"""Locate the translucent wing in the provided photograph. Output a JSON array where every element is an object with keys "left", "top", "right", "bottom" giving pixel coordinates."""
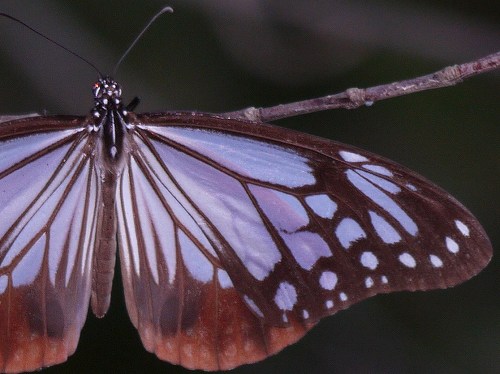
[
  {"left": 0, "top": 117, "right": 99, "bottom": 372},
  {"left": 117, "top": 113, "right": 492, "bottom": 370}
]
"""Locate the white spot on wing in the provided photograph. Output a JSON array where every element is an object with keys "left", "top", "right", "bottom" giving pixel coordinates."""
[
  {"left": 429, "top": 254, "right": 443, "bottom": 268},
  {"left": 0, "top": 276, "right": 7, "bottom": 295},
  {"left": 360, "top": 251, "right": 378, "bottom": 270},
  {"left": 243, "top": 295, "right": 264, "bottom": 318},
  {"left": 305, "top": 194, "right": 337, "bottom": 219},
  {"left": 274, "top": 282, "right": 298, "bottom": 311},
  {"left": 179, "top": 231, "right": 214, "bottom": 283},
  {"left": 335, "top": 218, "right": 367, "bottom": 249},
  {"left": 339, "top": 292, "right": 348, "bottom": 301},
  {"left": 256, "top": 190, "right": 309, "bottom": 231},
  {"left": 339, "top": 151, "right": 369, "bottom": 162},
  {"left": 381, "top": 275, "right": 388, "bottom": 284},
  {"left": 302, "top": 310, "right": 310, "bottom": 319},
  {"left": 365, "top": 276, "right": 374, "bottom": 288},
  {"left": 217, "top": 269, "right": 233, "bottom": 289},
  {"left": 120, "top": 163, "right": 142, "bottom": 277},
  {"left": 406, "top": 183, "right": 417, "bottom": 191},
  {"left": 369, "top": 211, "right": 402, "bottom": 244},
  {"left": 455, "top": 220, "right": 470, "bottom": 237},
  {"left": 399, "top": 252, "right": 416, "bottom": 268},
  {"left": 282, "top": 231, "right": 332, "bottom": 271},
  {"left": 326, "top": 300, "right": 334, "bottom": 309},
  {"left": 362, "top": 164, "right": 393, "bottom": 176},
  {"left": 319, "top": 271, "right": 338, "bottom": 290},
  {"left": 445, "top": 237, "right": 459, "bottom": 253},
  {"left": 12, "top": 235, "right": 45, "bottom": 287},
  {"left": 357, "top": 170, "right": 401, "bottom": 194}
]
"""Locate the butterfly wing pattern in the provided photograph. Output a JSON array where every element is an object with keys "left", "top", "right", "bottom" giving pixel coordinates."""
[
  {"left": 117, "top": 113, "right": 492, "bottom": 370},
  {"left": 0, "top": 118, "right": 100, "bottom": 372},
  {"left": 0, "top": 78, "right": 493, "bottom": 372}
]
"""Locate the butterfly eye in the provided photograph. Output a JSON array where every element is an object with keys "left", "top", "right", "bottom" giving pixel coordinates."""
[{"left": 93, "top": 82, "right": 102, "bottom": 97}]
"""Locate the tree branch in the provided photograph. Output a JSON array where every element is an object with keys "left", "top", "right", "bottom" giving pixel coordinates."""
[
  {"left": 3, "top": 52, "right": 498, "bottom": 124},
  {"left": 223, "top": 51, "right": 500, "bottom": 122},
  {"left": 0, "top": 114, "right": 40, "bottom": 123}
]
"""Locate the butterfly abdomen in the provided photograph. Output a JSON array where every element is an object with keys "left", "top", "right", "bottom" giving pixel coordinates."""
[{"left": 91, "top": 168, "right": 118, "bottom": 318}]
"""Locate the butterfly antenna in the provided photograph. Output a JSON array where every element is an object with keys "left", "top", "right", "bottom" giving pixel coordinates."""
[
  {"left": 0, "top": 12, "right": 102, "bottom": 77},
  {"left": 112, "top": 6, "right": 174, "bottom": 76}
]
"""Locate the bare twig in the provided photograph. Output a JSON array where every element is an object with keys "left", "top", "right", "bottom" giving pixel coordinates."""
[
  {"left": 0, "top": 114, "right": 40, "bottom": 123},
  {"left": 224, "top": 51, "right": 500, "bottom": 122},
  {"left": 3, "top": 52, "right": 498, "bottom": 124}
]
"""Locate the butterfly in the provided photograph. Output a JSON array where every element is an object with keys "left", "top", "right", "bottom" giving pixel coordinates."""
[{"left": 0, "top": 71, "right": 493, "bottom": 373}]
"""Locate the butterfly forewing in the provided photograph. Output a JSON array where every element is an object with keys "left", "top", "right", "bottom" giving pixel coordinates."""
[
  {"left": 0, "top": 117, "right": 100, "bottom": 372},
  {"left": 113, "top": 112, "right": 491, "bottom": 370}
]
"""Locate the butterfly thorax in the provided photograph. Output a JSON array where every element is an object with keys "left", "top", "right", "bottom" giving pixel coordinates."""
[{"left": 91, "top": 77, "right": 129, "bottom": 171}]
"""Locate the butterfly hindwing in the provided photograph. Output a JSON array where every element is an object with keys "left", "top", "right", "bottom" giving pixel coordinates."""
[
  {"left": 116, "top": 122, "right": 314, "bottom": 370},
  {"left": 0, "top": 117, "right": 99, "bottom": 372}
]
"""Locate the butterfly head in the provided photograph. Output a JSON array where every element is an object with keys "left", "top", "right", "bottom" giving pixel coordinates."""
[{"left": 91, "top": 77, "right": 123, "bottom": 118}]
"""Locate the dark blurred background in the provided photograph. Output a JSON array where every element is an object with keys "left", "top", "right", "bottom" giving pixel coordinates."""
[{"left": 0, "top": 1, "right": 498, "bottom": 373}]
